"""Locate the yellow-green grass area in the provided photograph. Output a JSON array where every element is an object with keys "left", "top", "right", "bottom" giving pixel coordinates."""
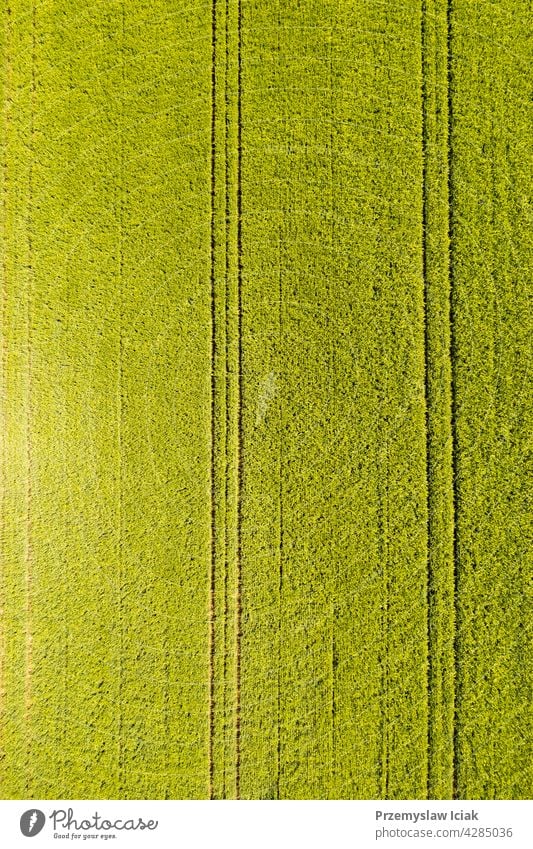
[{"left": 0, "top": 0, "right": 530, "bottom": 800}]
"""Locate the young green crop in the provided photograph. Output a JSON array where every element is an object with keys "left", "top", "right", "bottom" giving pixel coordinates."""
[{"left": 1, "top": 0, "right": 530, "bottom": 800}]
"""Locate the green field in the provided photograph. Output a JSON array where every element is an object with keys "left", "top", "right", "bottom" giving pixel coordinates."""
[{"left": 0, "top": 0, "right": 530, "bottom": 800}]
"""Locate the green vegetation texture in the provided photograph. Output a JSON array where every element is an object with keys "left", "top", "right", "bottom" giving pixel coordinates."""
[{"left": 0, "top": 0, "right": 530, "bottom": 800}]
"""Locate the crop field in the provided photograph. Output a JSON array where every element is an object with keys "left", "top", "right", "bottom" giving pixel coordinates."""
[{"left": 0, "top": 0, "right": 530, "bottom": 800}]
